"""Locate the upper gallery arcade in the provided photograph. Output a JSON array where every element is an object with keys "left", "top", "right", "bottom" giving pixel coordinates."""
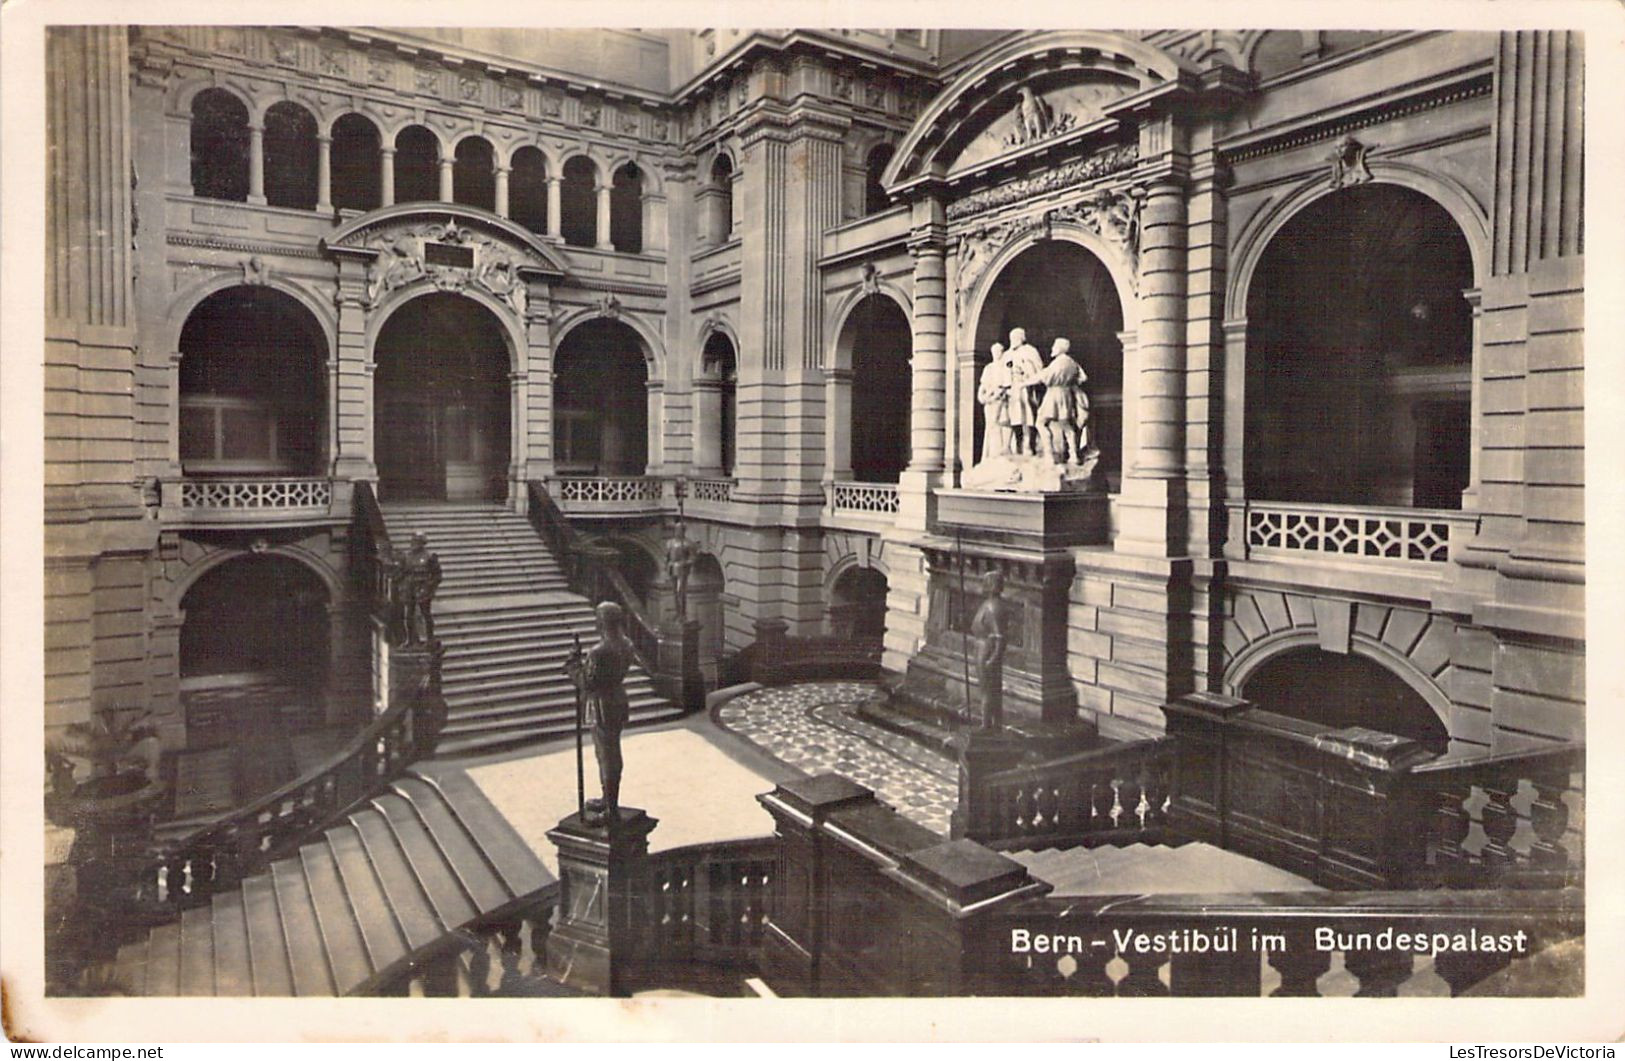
[{"left": 46, "top": 26, "right": 1582, "bottom": 765}]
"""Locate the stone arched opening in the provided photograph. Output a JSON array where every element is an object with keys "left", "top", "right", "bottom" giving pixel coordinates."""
[
  {"left": 1245, "top": 184, "right": 1475, "bottom": 509},
  {"left": 263, "top": 101, "right": 319, "bottom": 211},
  {"left": 331, "top": 113, "right": 382, "bottom": 212},
  {"left": 178, "top": 286, "right": 328, "bottom": 476},
  {"left": 178, "top": 552, "right": 333, "bottom": 747},
  {"left": 373, "top": 292, "right": 512, "bottom": 502},
  {"left": 830, "top": 565, "right": 889, "bottom": 653},
  {"left": 698, "top": 331, "right": 738, "bottom": 476},
  {"left": 690, "top": 553, "right": 727, "bottom": 674},
  {"left": 837, "top": 293, "right": 913, "bottom": 483},
  {"left": 554, "top": 318, "right": 651, "bottom": 475},
  {"left": 190, "top": 87, "right": 250, "bottom": 202},
  {"left": 1239, "top": 646, "right": 1449, "bottom": 755},
  {"left": 973, "top": 240, "right": 1124, "bottom": 489},
  {"left": 393, "top": 125, "right": 440, "bottom": 205}
]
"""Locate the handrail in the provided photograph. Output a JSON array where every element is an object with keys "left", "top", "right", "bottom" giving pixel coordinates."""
[
  {"left": 526, "top": 480, "right": 660, "bottom": 672},
  {"left": 975, "top": 737, "right": 1174, "bottom": 851},
  {"left": 1412, "top": 739, "right": 1584, "bottom": 776},
  {"left": 352, "top": 480, "right": 397, "bottom": 637},
  {"left": 643, "top": 836, "right": 776, "bottom": 967},
  {"left": 120, "top": 666, "right": 447, "bottom": 920}
]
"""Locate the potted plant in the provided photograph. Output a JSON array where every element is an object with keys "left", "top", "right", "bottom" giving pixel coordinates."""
[{"left": 45, "top": 707, "right": 166, "bottom": 829}]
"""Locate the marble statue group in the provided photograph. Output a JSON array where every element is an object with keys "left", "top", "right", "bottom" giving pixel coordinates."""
[{"left": 969, "top": 327, "right": 1098, "bottom": 492}]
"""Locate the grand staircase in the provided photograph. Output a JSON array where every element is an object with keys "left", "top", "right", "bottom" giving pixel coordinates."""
[
  {"left": 107, "top": 765, "right": 554, "bottom": 996},
  {"left": 381, "top": 503, "right": 682, "bottom": 759}
]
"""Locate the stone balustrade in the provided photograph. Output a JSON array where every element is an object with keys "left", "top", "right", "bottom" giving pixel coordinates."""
[
  {"left": 546, "top": 475, "right": 670, "bottom": 516},
  {"left": 1242, "top": 500, "right": 1476, "bottom": 567},
  {"left": 161, "top": 476, "right": 336, "bottom": 525},
  {"left": 828, "top": 480, "right": 900, "bottom": 517}
]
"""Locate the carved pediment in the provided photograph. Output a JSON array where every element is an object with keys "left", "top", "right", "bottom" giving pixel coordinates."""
[
  {"left": 949, "top": 74, "right": 1139, "bottom": 174},
  {"left": 323, "top": 204, "right": 567, "bottom": 315}
]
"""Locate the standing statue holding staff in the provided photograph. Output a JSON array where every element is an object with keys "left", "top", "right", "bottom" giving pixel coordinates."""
[
  {"left": 395, "top": 532, "right": 442, "bottom": 646},
  {"left": 969, "top": 569, "right": 1010, "bottom": 732},
  {"left": 565, "top": 602, "right": 635, "bottom": 826},
  {"left": 664, "top": 520, "right": 698, "bottom": 622},
  {"left": 976, "top": 342, "right": 1012, "bottom": 461},
  {"left": 1034, "top": 337, "right": 1090, "bottom": 465}
]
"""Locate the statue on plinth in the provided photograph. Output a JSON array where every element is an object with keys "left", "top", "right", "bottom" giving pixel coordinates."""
[
  {"left": 395, "top": 532, "right": 442, "bottom": 646},
  {"left": 976, "top": 342, "right": 1011, "bottom": 461},
  {"left": 566, "top": 602, "right": 635, "bottom": 826},
  {"left": 970, "top": 570, "right": 1010, "bottom": 731},
  {"left": 963, "top": 327, "right": 1099, "bottom": 494},
  {"left": 1003, "top": 328, "right": 1046, "bottom": 458},
  {"left": 1035, "top": 337, "right": 1091, "bottom": 465},
  {"left": 664, "top": 520, "right": 697, "bottom": 623}
]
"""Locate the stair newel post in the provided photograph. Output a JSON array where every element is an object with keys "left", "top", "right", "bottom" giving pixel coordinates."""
[{"left": 544, "top": 807, "right": 659, "bottom": 997}]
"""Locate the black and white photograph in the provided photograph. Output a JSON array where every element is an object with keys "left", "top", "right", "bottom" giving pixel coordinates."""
[{"left": 3, "top": 3, "right": 1620, "bottom": 1043}]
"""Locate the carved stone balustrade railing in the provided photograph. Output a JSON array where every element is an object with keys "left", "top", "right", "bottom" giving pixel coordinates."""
[
  {"left": 546, "top": 475, "right": 671, "bottom": 517},
  {"left": 160, "top": 476, "right": 336, "bottom": 526},
  {"left": 827, "top": 480, "right": 900, "bottom": 519},
  {"left": 685, "top": 477, "right": 735, "bottom": 506},
  {"left": 1240, "top": 500, "right": 1478, "bottom": 568},
  {"left": 974, "top": 739, "right": 1174, "bottom": 852}
]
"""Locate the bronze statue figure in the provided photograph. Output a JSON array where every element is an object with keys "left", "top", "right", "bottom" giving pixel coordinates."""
[
  {"left": 566, "top": 601, "right": 635, "bottom": 825},
  {"left": 396, "top": 531, "right": 442, "bottom": 646},
  {"left": 969, "top": 569, "right": 1010, "bottom": 731},
  {"left": 664, "top": 520, "right": 697, "bottom": 621}
]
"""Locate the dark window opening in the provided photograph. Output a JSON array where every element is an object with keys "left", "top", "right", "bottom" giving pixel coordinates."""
[
  {"left": 330, "top": 113, "right": 381, "bottom": 212},
  {"left": 610, "top": 163, "right": 644, "bottom": 254},
  {"left": 394, "top": 125, "right": 439, "bottom": 205},
  {"left": 453, "top": 137, "right": 496, "bottom": 211},
  {"left": 263, "top": 101, "right": 318, "bottom": 210},
  {"left": 561, "top": 156, "right": 598, "bottom": 248},
  {"left": 190, "top": 89, "right": 250, "bottom": 202}
]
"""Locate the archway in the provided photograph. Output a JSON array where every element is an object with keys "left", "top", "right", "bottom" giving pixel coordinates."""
[
  {"left": 1240, "top": 647, "right": 1448, "bottom": 754},
  {"left": 189, "top": 88, "right": 250, "bottom": 202},
  {"left": 561, "top": 157, "right": 597, "bottom": 248},
  {"left": 330, "top": 113, "right": 382, "bottom": 212},
  {"left": 841, "top": 294, "right": 913, "bottom": 483},
  {"left": 454, "top": 137, "right": 496, "bottom": 212},
  {"left": 610, "top": 163, "right": 644, "bottom": 254},
  {"left": 176, "top": 553, "right": 342, "bottom": 813},
  {"left": 373, "top": 293, "right": 512, "bottom": 502},
  {"left": 263, "top": 101, "right": 318, "bottom": 211},
  {"left": 178, "top": 287, "right": 327, "bottom": 475},
  {"left": 690, "top": 553, "right": 727, "bottom": 677},
  {"left": 553, "top": 318, "right": 650, "bottom": 475},
  {"left": 699, "top": 331, "right": 738, "bottom": 476},
  {"left": 1245, "top": 184, "right": 1474, "bottom": 509},
  {"left": 973, "top": 240, "right": 1124, "bottom": 489},
  {"left": 864, "top": 144, "right": 895, "bottom": 215},
  {"left": 394, "top": 126, "right": 439, "bottom": 205},
  {"left": 830, "top": 566, "right": 888, "bottom": 653}
]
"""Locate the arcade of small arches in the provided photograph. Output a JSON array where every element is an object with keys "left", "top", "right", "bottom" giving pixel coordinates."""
[{"left": 187, "top": 86, "right": 658, "bottom": 253}]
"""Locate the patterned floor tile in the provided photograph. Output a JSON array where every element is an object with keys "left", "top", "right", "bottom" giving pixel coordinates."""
[{"left": 715, "top": 681, "right": 958, "bottom": 836}]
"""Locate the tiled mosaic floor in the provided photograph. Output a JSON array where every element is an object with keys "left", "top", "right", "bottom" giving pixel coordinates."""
[{"left": 714, "top": 681, "right": 959, "bottom": 836}]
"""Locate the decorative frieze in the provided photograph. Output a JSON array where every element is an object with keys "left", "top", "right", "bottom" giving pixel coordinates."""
[
  {"left": 945, "top": 143, "right": 1139, "bottom": 221},
  {"left": 360, "top": 218, "right": 531, "bottom": 314}
]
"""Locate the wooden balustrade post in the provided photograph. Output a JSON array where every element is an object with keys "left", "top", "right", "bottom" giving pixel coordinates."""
[{"left": 543, "top": 806, "right": 659, "bottom": 997}]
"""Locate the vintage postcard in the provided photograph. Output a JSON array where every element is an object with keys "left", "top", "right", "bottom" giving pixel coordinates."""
[{"left": 3, "top": 0, "right": 1621, "bottom": 1043}]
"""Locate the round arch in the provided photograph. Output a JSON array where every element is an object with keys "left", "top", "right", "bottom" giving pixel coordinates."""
[
  {"left": 165, "top": 274, "right": 337, "bottom": 360},
  {"left": 695, "top": 314, "right": 740, "bottom": 361},
  {"left": 365, "top": 283, "right": 525, "bottom": 373},
  {"left": 962, "top": 227, "right": 1139, "bottom": 344},
  {"left": 1223, "top": 630, "right": 1453, "bottom": 732},
  {"left": 167, "top": 78, "right": 253, "bottom": 119},
  {"left": 1227, "top": 165, "right": 1490, "bottom": 320},
  {"left": 554, "top": 308, "right": 667, "bottom": 381},
  {"left": 833, "top": 292, "right": 914, "bottom": 484},
  {"left": 165, "top": 543, "right": 343, "bottom": 614},
  {"left": 372, "top": 291, "right": 516, "bottom": 502},
  {"left": 553, "top": 316, "right": 655, "bottom": 476},
  {"left": 824, "top": 551, "right": 892, "bottom": 596},
  {"left": 826, "top": 283, "right": 912, "bottom": 371}
]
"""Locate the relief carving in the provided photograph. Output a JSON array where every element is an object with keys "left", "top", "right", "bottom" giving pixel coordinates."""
[
  {"left": 361, "top": 218, "right": 529, "bottom": 316},
  {"left": 1329, "top": 135, "right": 1374, "bottom": 189},
  {"left": 499, "top": 84, "right": 523, "bottom": 109},
  {"left": 415, "top": 68, "right": 440, "bottom": 94},
  {"left": 368, "top": 59, "right": 393, "bottom": 84},
  {"left": 458, "top": 75, "right": 481, "bottom": 101},
  {"left": 318, "top": 49, "right": 345, "bottom": 76},
  {"left": 945, "top": 143, "right": 1139, "bottom": 221},
  {"left": 580, "top": 100, "right": 601, "bottom": 127},
  {"left": 270, "top": 36, "right": 300, "bottom": 67}
]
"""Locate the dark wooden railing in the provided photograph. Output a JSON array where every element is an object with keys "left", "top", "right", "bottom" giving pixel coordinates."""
[
  {"left": 526, "top": 480, "right": 660, "bottom": 671},
  {"left": 352, "top": 479, "right": 398, "bottom": 638},
  {"left": 1412, "top": 741, "right": 1584, "bottom": 889},
  {"left": 992, "top": 887, "right": 1583, "bottom": 997},
  {"left": 976, "top": 739, "right": 1174, "bottom": 852},
  {"left": 122, "top": 669, "right": 447, "bottom": 920}
]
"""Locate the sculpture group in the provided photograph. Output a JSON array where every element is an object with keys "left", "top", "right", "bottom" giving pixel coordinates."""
[{"left": 971, "top": 327, "right": 1097, "bottom": 490}]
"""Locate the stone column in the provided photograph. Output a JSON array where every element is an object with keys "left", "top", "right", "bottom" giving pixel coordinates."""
[
  {"left": 645, "top": 379, "right": 664, "bottom": 473},
  {"left": 954, "top": 347, "right": 978, "bottom": 478},
  {"left": 546, "top": 175, "right": 563, "bottom": 238},
  {"left": 438, "top": 156, "right": 455, "bottom": 202},
  {"left": 328, "top": 254, "right": 376, "bottom": 481},
  {"left": 896, "top": 199, "right": 948, "bottom": 533},
  {"left": 595, "top": 182, "right": 613, "bottom": 249},
  {"left": 520, "top": 270, "right": 555, "bottom": 483},
  {"left": 692, "top": 376, "right": 724, "bottom": 475},
  {"left": 379, "top": 147, "right": 396, "bottom": 207},
  {"left": 247, "top": 122, "right": 266, "bottom": 204},
  {"left": 643, "top": 190, "right": 667, "bottom": 254},
  {"left": 494, "top": 164, "right": 510, "bottom": 217},
  {"left": 822, "top": 367, "right": 854, "bottom": 484},
  {"left": 316, "top": 134, "right": 333, "bottom": 213},
  {"left": 1117, "top": 179, "right": 1189, "bottom": 557}
]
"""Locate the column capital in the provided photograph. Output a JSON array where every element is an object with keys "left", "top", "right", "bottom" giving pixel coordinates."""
[
  {"left": 380, "top": 145, "right": 396, "bottom": 156},
  {"left": 908, "top": 226, "right": 948, "bottom": 256},
  {"left": 546, "top": 174, "right": 564, "bottom": 186},
  {"left": 316, "top": 133, "right": 332, "bottom": 146}
]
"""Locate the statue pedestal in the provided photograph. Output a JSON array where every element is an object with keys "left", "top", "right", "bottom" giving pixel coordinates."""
[
  {"left": 949, "top": 729, "right": 1029, "bottom": 842},
  {"left": 656, "top": 617, "right": 703, "bottom": 713},
  {"left": 543, "top": 807, "right": 659, "bottom": 997},
  {"left": 889, "top": 488, "right": 1105, "bottom": 736}
]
